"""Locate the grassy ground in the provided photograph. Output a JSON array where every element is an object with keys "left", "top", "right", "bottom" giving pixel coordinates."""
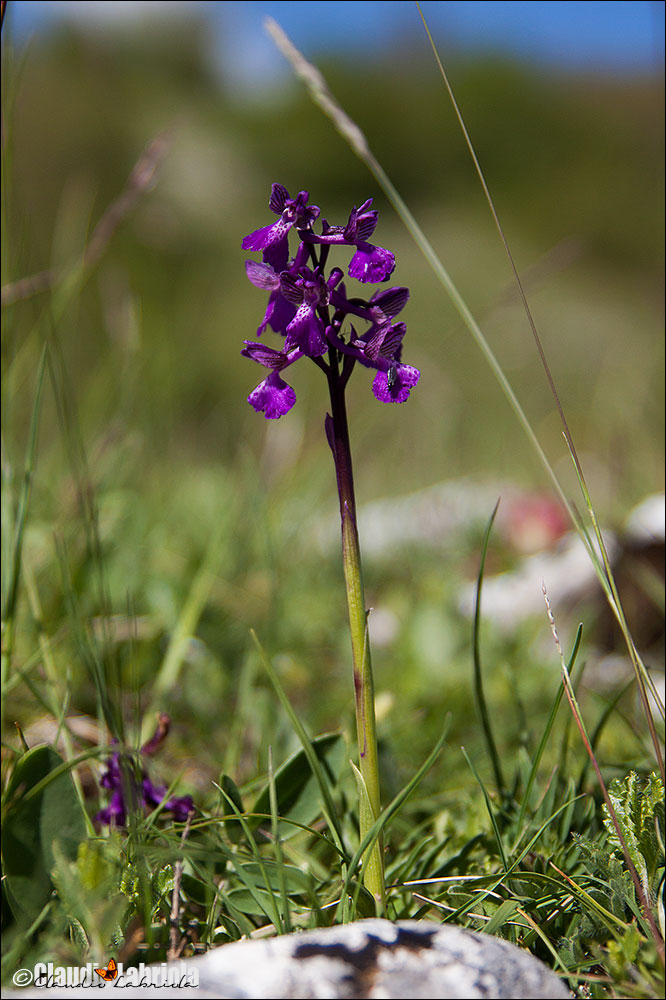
[{"left": 2, "top": 11, "right": 664, "bottom": 997}]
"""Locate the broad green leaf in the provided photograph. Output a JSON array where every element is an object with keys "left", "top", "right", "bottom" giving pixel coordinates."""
[
  {"left": 225, "top": 863, "right": 312, "bottom": 916},
  {"left": 77, "top": 838, "right": 122, "bottom": 894},
  {"left": 224, "top": 887, "right": 287, "bottom": 917},
  {"left": 3, "top": 745, "right": 88, "bottom": 923},
  {"left": 180, "top": 872, "right": 210, "bottom": 907},
  {"left": 251, "top": 733, "right": 345, "bottom": 837},
  {"left": 233, "top": 861, "right": 313, "bottom": 895}
]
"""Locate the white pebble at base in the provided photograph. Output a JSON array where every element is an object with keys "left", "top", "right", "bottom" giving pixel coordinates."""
[{"left": 8, "top": 919, "right": 571, "bottom": 999}]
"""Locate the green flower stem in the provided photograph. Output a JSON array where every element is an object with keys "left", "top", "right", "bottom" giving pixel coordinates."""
[{"left": 325, "top": 354, "right": 385, "bottom": 910}]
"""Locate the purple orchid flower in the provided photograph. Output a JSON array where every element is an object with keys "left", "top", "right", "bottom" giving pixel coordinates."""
[
  {"left": 241, "top": 341, "right": 302, "bottom": 419},
  {"left": 241, "top": 185, "right": 420, "bottom": 415},
  {"left": 245, "top": 260, "right": 296, "bottom": 337},
  {"left": 281, "top": 267, "right": 329, "bottom": 357},
  {"left": 96, "top": 715, "right": 194, "bottom": 827},
  {"left": 242, "top": 184, "right": 320, "bottom": 271},
  {"left": 303, "top": 199, "right": 396, "bottom": 283},
  {"left": 372, "top": 362, "right": 421, "bottom": 403}
]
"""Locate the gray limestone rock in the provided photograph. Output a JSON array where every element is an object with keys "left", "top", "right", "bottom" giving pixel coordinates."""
[{"left": 6, "top": 919, "right": 570, "bottom": 998}]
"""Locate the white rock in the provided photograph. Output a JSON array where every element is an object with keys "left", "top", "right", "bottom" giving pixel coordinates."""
[
  {"left": 8, "top": 919, "right": 570, "bottom": 998},
  {"left": 624, "top": 491, "right": 665, "bottom": 545},
  {"left": 458, "top": 529, "right": 618, "bottom": 630},
  {"left": 312, "top": 479, "right": 517, "bottom": 559}
]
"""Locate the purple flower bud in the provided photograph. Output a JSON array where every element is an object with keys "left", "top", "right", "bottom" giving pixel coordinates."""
[
  {"left": 369, "top": 286, "right": 410, "bottom": 320},
  {"left": 343, "top": 200, "right": 378, "bottom": 243}
]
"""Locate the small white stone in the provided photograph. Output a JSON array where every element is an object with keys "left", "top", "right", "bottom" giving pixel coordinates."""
[
  {"left": 458, "top": 529, "right": 618, "bottom": 630},
  {"left": 624, "top": 491, "right": 665, "bottom": 545}
]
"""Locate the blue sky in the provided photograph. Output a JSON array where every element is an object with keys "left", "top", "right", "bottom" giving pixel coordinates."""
[{"left": 6, "top": 1, "right": 665, "bottom": 95}]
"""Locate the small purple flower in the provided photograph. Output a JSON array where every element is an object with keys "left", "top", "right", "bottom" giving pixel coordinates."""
[
  {"left": 242, "top": 184, "right": 320, "bottom": 271},
  {"left": 241, "top": 185, "right": 419, "bottom": 415},
  {"left": 281, "top": 267, "right": 329, "bottom": 357},
  {"left": 242, "top": 341, "right": 302, "bottom": 419},
  {"left": 96, "top": 788, "right": 127, "bottom": 827},
  {"left": 142, "top": 775, "right": 194, "bottom": 822},
  {"left": 245, "top": 261, "right": 296, "bottom": 337},
  {"left": 96, "top": 716, "right": 194, "bottom": 827},
  {"left": 348, "top": 244, "right": 395, "bottom": 283},
  {"left": 372, "top": 363, "right": 421, "bottom": 403},
  {"left": 345, "top": 199, "right": 395, "bottom": 282},
  {"left": 248, "top": 370, "right": 297, "bottom": 419},
  {"left": 304, "top": 199, "right": 395, "bottom": 283}
]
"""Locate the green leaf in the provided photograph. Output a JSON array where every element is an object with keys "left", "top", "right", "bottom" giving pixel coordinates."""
[
  {"left": 604, "top": 771, "right": 665, "bottom": 900},
  {"left": 344, "top": 880, "right": 378, "bottom": 918},
  {"left": 225, "top": 860, "right": 313, "bottom": 913},
  {"left": 351, "top": 761, "right": 384, "bottom": 907},
  {"left": 607, "top": 922, "right": 641, "bottom": 981},
  {"left": 50, "top": 841, "right": 125, "bottom": 959},
  {"left": 180, "top": 873, "right": 209, "bottom": 907},
  {"left": 220, "top": 773, "right": 245, "bottom": 843},
  {"left": 77, "top": 837, "right": 122, "bottom": 894},
  {"left": 482, "top": 897, "right": 521, "bottom": 935},
  {"left": 225, "top": 887, "right": 278, "bottom": 916},
  {"left": 2, "top": 745, "right": 88, "bottom": 923},
  {"left": 251, "top": 733, "right": 345, "bottom": 837},
  {"left": 234, "top": 860, "right": 313, "bottom": 895}
]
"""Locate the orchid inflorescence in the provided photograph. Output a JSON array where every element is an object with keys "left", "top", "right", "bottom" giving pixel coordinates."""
[
  {"left": 241, "top": 184, "right": 420, "bottom": 418},
  {"left": 241, "top": 185, "right": 416, "bottom": 904},
  {"left": 96, "top": 714, "right": 194, "bottom": 827}
]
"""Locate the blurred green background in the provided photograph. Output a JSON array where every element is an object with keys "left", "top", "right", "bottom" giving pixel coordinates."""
[{"left": 2, "top": 3, "right": 664, "bottom": 797}]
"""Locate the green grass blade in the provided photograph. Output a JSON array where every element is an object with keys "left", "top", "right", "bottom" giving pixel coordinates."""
[
  {"left": 147, "top": 517, "right": 230, "bottom": 718},
  {"left": 54, "top": 534, "right": 121, "bottom": 740},
  {"left": 514, "top": 622, "right": 584, "bottom": 844},
  {"left": 1, "top": 344, "right": 47, "bottom": 727},
  {"left": 461, "top": 746, "right": 508, "bottom": 872},
  {"left": 268, "top": 746, "right": 292, "bottom": 933},
  {"left": 472, "top": 500, "right": 505, "bottom": 798},
  {"left": 482, "top": 897, "right": 521, "bottom": 936},
  {"left": 216, "top": 782, "right": 285, "bottom": 934},
  {"left": 350, "top": 761, "right": 385, "bottom": 915},
  {"left": 250, "top": 629, "right": 347, "bottom": 853}
]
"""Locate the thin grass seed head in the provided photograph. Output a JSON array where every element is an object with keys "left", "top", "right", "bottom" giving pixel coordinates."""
[{"left": 241, "top": 184, "right": 420, "bottom": 417}]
